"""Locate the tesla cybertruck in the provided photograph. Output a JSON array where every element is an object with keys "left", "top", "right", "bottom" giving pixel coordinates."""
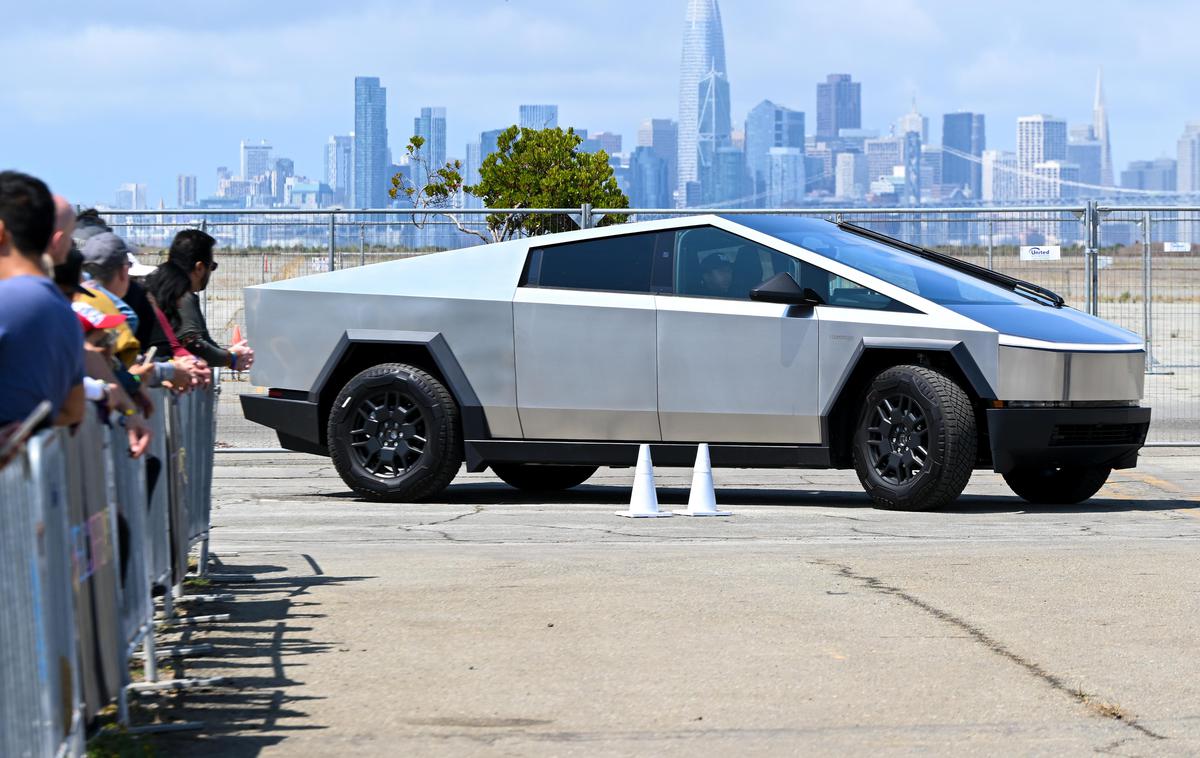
[{"left": 242, "top": 214, "right": 1150, "bottom": 510}]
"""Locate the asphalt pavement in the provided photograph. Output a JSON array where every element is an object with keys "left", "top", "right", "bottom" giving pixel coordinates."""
[{"left": 152, "top": 450, "right": 1200, "bottom": 757}]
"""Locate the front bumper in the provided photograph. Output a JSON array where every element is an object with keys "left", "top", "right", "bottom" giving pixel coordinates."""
[
  {"left": 240, "top": 394, "right": 326, "bottom": 455},
  {"left": 987, "top": 405, "right": 1151, "bottom": 474}
]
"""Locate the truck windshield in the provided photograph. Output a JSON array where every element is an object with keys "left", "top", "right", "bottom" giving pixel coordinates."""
[{"left": 728, "top": 215, "right": 1142, "bottom": 345}]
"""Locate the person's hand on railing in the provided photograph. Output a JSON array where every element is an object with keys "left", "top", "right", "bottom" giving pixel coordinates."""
[
  {"left": 230, "top": 340, "right": 254, "bottom": 372},
  {"left": 170, "top": 354, "right": 211, "bottom": 392},
  {"left": 125, "top": 413, "right": 152, "bottom": 459}
]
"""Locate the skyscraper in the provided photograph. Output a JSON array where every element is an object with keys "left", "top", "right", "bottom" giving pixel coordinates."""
[
  {"left": 835, "top": 152, "right": 867, "bottom": 199},
  {"left": 240, "top": 140, "right": 272, "bottom": 180},
  {"left": 412, "top": 107, "right": 447, "bottom": 193},
  {"left": 1017, "top": 115, "right": 1067, "bottom": 199},
  {"left": 1093, "top": 69, "right": 1114, "bottom": 188},
  {"left": 942, "top": 112, "right": 985, "bottom": 198},
  {"left": 981, "top": 150, "right": 1018, "bottom": 202},
  {"left": 1067, "top": 125, "right": 1102, "bottom": 195},
  {"left": 895, "top": 99, "right": 928, "bottom": 143},
  {"left": 816, "top": 74, "right": 861, "bottom": 139},
  {"left": 766, "top": 147, "right": 805, "bottom": 207},
  {"left": 518, "top": 104, "right": 558, "bottom": 130},
  {"left": 637, "top": 118, "right": 678, "bottom": 195},
  {"left": 865, "top": 136, "right": 903, "bottom": 187},
  {"left": 325, "top": 135, "right": 353, "bottom": 204},
  {"left": 353, "top": 76, "right": 388, "bottom": 209},
  {"left": 115, "top": 183, "right": 147, "bottom": 210},
  {"left": 1177, "top": 122, "right": 1200, "bottom": 194},
  {"left": 629, "top": 146, "right": 670, "bottom": 208},
  {"left": 744, "top": 100, "right": 804, "bottom": 206},
  {"left": 678, "top": 0, "right": 728, "bottom": 205},
  {"left": 1121, "top": 159, "right": 1177, "bottom": 192},
  {"left": 176, "top": 175, "right": 197, "bottom": 207}
]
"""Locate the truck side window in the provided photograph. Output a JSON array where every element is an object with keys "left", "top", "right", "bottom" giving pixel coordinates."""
[{"left": 524, "top": 232, "right": 658, "bottom": 294}]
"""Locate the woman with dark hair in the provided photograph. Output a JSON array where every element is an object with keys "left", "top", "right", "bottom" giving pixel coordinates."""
[{"left": 145, "top": 229, "right": 254, "bottom": 371}]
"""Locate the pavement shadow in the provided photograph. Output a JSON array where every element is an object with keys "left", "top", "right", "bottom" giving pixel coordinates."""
[
  {"left": 151, "top": 556, "right": 374, "bottom": 757},
  {"left": 323, "top": 481, "right": 1192, "bottom": 515}
]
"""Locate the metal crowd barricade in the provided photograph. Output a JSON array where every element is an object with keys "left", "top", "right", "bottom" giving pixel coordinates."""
[{"left": 0, "top": 380, "right": 224, "bottom": 754}]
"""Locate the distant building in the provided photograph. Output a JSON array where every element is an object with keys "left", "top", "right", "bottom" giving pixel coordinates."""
[
  {"left": 920, "top": 146, "right": 943, "bottom": 199},
  {"left": 816, "top": 74, "right": 861, "bottom": 139},
  {"left": 519, "top": 104, "right": 558, "bottom": 130},
  {"left": 942, "top": 112, "right": 985, "bottom": 198},
  {"left": 1017, "top": 115, "right": 1067, "bottom": 199},
  {"left": 284, "top": 178, "right": 334, "bottom": 208},
  {"left": 462, "top": 142, "right": 483, "bottom": 209},
  {"left": 270, "top": 158, "right": 294, "bottom": 205},
  {"left": 480, "top": 128, "right": 507, "bottom": 162},
  {"left": 240, "top": 140, "right": 272, "bottom": 180},
  {"left": 353, "top": 76, "right": 389, "bottom": 209},
  {"left": 592, "top": 131, "right": 623, "bottom": 156},
  {"left": 325, "top": 135, "right": 353, "bottom": 205},
  {"left": 865, "top": 136, "right": 903, "bottom": 187},
  {"left": 982, "top": 150, "right": 1018, "bottom": 202},
  {"left": 1121, "top": 159, "right": 1177, "bottom": 192},
  {"left": 695, "top": 65, "right": 732, "bottom": 202},
  {"left": 637, "top": 118, "right": 678, "bottom": 197},
  {"left": 629, "top": 146, "right": 670, "bottom": 208},
  {"left": 1032, "top": 159, "right": 1080, "bottom": 200},
  {"left": 1067, "top": 125, "right": 1102, "bottom": 195},
  {"left": 115, "top": 183, "right": 147, "bottom": 210},
  {"left": 176, "top": 175, "right": 197, "bottom": 207},
  {"left": 895, "top": 99, "right": 928, "bottom": 143},
  {"left": 1093, "top": 69, "right": 1114, "bottom": 187},
  {"left": 744, "top": 100, "right": 804, "bottom": 207},
  {"left": 678, "top": 0, "right": 728, "bottom": 203},
  {"left": 703, "top": 146, "right": 746, "bottom": 206},
  {"left": 902, "top": 132, "right": 921, "bottom": 205},
  {"left": 1178, "top": 122, "right": 1200, "bottom": 193},
  {"left": 413, "top": 106, "right": 448, "bottom": 196},
  {"left": 835, "top": 151, "right": 867, "bottom": 200},
  {"left": 764, "top": 147, "right": 804, "bottom": 207},
  {"left": 804, "top": 144, "right": 835, "bottom": 195}
]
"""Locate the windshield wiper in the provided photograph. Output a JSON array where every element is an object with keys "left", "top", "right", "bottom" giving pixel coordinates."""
[{"left": 836, "top": 221, "right": 1065, "bottom": 308}]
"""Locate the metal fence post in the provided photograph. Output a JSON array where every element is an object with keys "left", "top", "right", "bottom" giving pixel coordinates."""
[
  {"left": 987, "top": 220, "right": 994, "bottom": 270},
  {"left": 328, "top": 213, "right": 337, "bottom": 271},
  {"left": 360, "top": 224, "right": 366, "bottom": 267},
  {"left": 1142, "top": 212, "right": 1154, "bottom": 372},
  {"left": 580, "top": 203, "right": 593, "bottom": 229},
  {"left": 1084, "top": 200, "right": 1100, "bottom": 315}
]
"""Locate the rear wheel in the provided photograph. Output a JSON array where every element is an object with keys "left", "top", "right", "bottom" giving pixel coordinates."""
[
  {"left": 491, "top": 463, "right": 598, "bottom": 492},
  {"left": 327, "top": 363, "right": 462, "bottom": 501},
  {"left": 852, "top": 365, "right": 976, "bottom": 511},
  {"left": 1003, "top": 465, "right": 1111, "bottom": 505}
]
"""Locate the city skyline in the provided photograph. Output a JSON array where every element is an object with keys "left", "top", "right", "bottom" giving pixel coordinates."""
[{"left": 5, "top": 0, "right": 1199, "bottom": 206}]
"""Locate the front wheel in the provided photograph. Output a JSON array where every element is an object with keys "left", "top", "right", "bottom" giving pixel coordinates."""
[
  {"left": 327, "top": 363, "right": 462, "bottom": 501},
  {"left": 1002, "top": 465, "right": 1111, "bottom": 505},
  {"left": 491, "top": 463, "right": 598, "bottom": 492},
  {"left": 851, "top": 365, "right": 977, "bottom": 511}
]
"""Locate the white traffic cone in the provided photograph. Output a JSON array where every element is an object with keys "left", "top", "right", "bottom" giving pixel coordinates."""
[
  {"left": 675, "top": 444, "right": 731, "bottom": 517},
  {"left": 616, "top": 444, "right": 673, "bottom": 518}
]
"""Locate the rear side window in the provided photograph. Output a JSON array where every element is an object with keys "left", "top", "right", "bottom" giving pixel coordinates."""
[{"left": 525, "top": 232, "right": 658, "bottom": 293}]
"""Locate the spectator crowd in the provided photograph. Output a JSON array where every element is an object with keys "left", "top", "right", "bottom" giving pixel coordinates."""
[{"left": 0, "top": 169, "right": 254, "bottom": 466}]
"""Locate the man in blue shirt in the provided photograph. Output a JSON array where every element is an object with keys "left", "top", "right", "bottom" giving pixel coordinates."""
[{"left": 0, "top": 171, "right": 84, "bottom": 428}]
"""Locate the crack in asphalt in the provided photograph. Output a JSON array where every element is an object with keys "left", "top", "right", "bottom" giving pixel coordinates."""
[{"left": 811, "top": 559, "right": 1167, "bottom": 743}]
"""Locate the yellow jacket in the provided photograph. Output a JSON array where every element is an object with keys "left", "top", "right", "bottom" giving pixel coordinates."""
[{"left": 79, "top": 285, "right": 141, "bottom": 368}]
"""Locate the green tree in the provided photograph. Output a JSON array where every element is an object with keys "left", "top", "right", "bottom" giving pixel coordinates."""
[{"left": 390, "top": 126, "right": 628, "bottom": 242}]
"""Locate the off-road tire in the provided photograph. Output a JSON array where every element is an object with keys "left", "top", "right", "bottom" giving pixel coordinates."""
[
  {"left": 852, "top": 365, "right": 976, "bottom": 511},
  {"left": 327, "top": 363, "right": 462, "bottom": 502},
  {"left": 1002, "top": 465, "right": 1111, "bottom": 505},
  {"left": 491, "top": 463, "right": 598, "bottom": 492}
]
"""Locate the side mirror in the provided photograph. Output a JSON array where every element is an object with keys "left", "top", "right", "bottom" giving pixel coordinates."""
[{"left": 749, "top": 272, "right": 825, "bottom": 306}]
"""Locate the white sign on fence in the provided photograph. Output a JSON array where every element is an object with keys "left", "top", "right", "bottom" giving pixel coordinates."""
[
  {"left": 1020, "top": 245, "right": 1061, "bottom": 261},
  {"left": 1097, "top": 255, "right": 1114, "bottom": 270},
  {"left": 308, "top": 256, "right": 330, "bottom": 273},
  {"left": 1163, "top": 241, "right": 1191, "bottom": 253}
]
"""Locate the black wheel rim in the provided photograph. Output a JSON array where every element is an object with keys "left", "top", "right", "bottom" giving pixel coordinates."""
[
  {"left": 349, "top": 390, "right": 428, "bottom": 479},
  {"left": 866, "top": 393, "right": 930, "bottom": 486}
]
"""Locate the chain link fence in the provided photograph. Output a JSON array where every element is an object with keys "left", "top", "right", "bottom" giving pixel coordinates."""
[{"left": 99, "top": 204, "right": 1199, "bottom": 447}]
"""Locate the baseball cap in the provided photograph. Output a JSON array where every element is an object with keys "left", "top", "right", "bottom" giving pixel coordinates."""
[
  {"left": 53, "top": 246, "right": 94, "bottom": 297},
  {"left": 72, "top": 301, "right": 126, "bottom": 332},
  {"left": 700, "top": 253, "right": 732, "bottom": 272},
  {"left": 80, "top": 232, "right": 134, "bottom": 274}
]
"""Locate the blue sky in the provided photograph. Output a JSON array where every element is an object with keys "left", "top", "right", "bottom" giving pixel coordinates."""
[{"left": 4, "top": 0, "right": 1197, "bottom": 206}]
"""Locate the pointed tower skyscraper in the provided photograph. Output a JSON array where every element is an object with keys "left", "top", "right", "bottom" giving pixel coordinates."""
[
  {"left": 678, "top": 0, "right": 730, "bottom": 206},
  {"left": 1093, "top": 68, "right": 1114, "bottom": 188}
]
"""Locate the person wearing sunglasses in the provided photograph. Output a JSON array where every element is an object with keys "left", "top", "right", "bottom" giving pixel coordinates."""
[{"left": 144, "top": 229, "right": 253, "bottom": 372}]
